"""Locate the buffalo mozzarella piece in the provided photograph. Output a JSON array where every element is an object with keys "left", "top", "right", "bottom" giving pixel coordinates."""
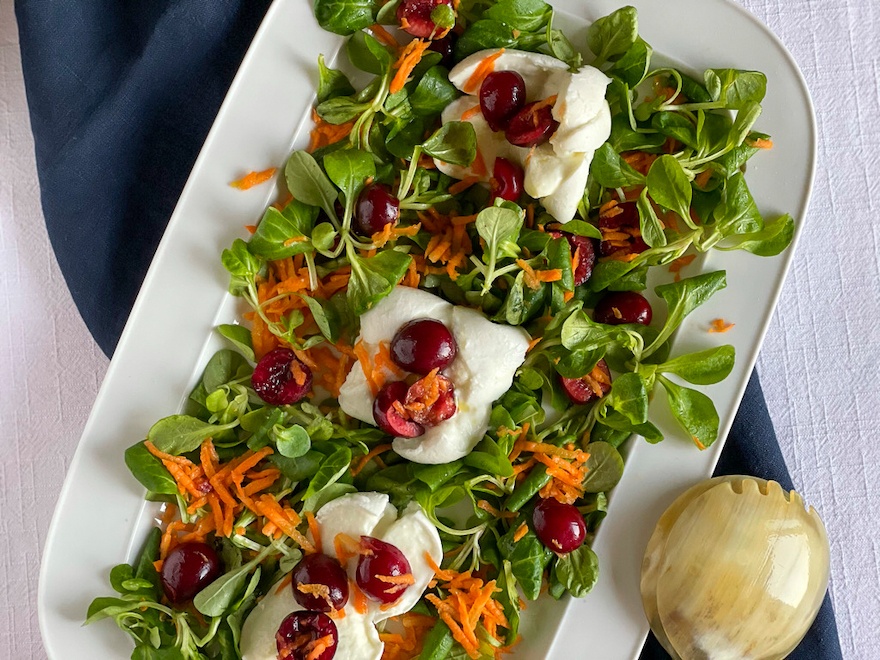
[
  {"left": 436, "top": 48, "right": 611, "bottom": 223},
  {"left": 240, "top": 583, "right": 382, "bottom": 660},
  {"left": 240, "top": 493, "right": 442, "bottom": 660},
  {"left": 338, "top": 287, "right": 530, "bottom": 464}
]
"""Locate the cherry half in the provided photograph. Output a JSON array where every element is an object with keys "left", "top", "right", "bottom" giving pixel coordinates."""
[
  {"left": 405, "top": 372, "right": 457, "bottom": 426},
  {"left": 428, "top": 32, "right": 457, "bottom": 68},
  {"left": 593, "top": 291, "right": 653, "bottom": 326},
  {"left": 160, "top": 542, "right": 223, "bottom": 604},
  {"left": 559, "top": 359, "right": 612, "bottom": 405},
  {"left": 532, "top": 498, "right": 587, "bottom": 554},
  {"left": 356, "top": 536, "right": 413, "bottom": 604},
  {"left": 355, "top": 183, "right": 400, "bottom": 237},
  {"left": 598, "top": 202, "right": 648, "bottom": 257},
  {"left": 291, "top": 553, "right": 349, "bottom": 612},
  {"left": 397, "top": 0, "right": 454, "bottom": 38},
  {"left": 480, "top": 71, "right": 527, "bottom": 132},
  {"left": 252, "top": 348, "right": 313, "bottom": 406},
  {"left": 276, "top": 611, "right": 338, "bottom": 660},
  {"left": 490, "top": 157, "right": 524, "bottom": 203},
  {"left": 548, "top": 230, "right": 598, "bottom": 286},
  {"left": 390, "top": 319, "right": 457, "bottom": 375},
  {"left": 373, "top": 381, "right": 425, "bottom": 438},
  {"left": 505, "top": 100, "right": 559, "bottom": 148}
]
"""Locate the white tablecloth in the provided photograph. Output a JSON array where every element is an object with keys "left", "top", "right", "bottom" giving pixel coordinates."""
[{"left": 1, "top": 0, "right": 878, "bottom": 657}]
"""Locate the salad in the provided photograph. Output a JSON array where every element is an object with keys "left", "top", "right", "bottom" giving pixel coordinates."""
[{"left": 86, "top": 1, "right": 794, "bottom": 659}]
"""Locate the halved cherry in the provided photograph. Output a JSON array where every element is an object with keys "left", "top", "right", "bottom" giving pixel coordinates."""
[
  {"left": 559, "top": 359, "right": 612, "bottom": 405},
  {"left": 390, "top": 319, "right": 457, "bottom": 375},
  {"left": 355, "top": 183, "right": 400, "bottom": 237},
  {"left": 252, "top": 348, "right": 313, "bottom": 405},
  {"left": 405, "top": 372, "right": 457, "bottom": 426},
  {"left": 276, "top": 611, "right": 338, "bottom": 660},
  {"left": 490, "top": 157, "right": 524, "bottom": 203},
  {"left": 291, "top": 553, "right": 349, "bottom": 612},
  {"left": 548, "top": 230, "right": 598, "bottom": 286},
  {"left": 505, "top": 100, "right": 559, "bottom": 147},
  {"left": 356, "top": 536, "right": 413, "bottom": 604},
  {"left": 532, "top": 498, "right": 587, "bottom": 554},
  {"left": 480, "top": 71, "right": 527, "bottom": 132},
  {"left": 160, "top": 542, "right": 223, "bottom": 604},
  {"left": 594, "top": 291, "right": 653, "bottom": 326},
  {"left": 598, "top": 202, "right": 648, "bottom": 257},
  {"left": 373, "top": 381, "right": 425, "bottom": 438},
  {"left": 397, "top": 0, "right": 454, "bottom": 38},
  {"left": 428, "top": 32, "right": 457, "bottom": 68}
]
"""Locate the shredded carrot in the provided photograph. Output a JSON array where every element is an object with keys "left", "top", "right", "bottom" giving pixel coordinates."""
[
  {"left": 306, "top": 512, "right": 322, "bottom": 554},
  {"left": 255, "top": 495, "right": 315, "bottom": 553},
  {"left": 352, "top": 578, "right": 368, "bottom": 614},
  {"left": 390, "top": 39, "right": 431, "bottom": 94},
  {"left": 668, "top": 254, "right": 697, "bottom": 281},
  {"left": 424, "top": 566, "right": 509, "bottom": 659},
  {"left": 463, "top": 49, "right": 505, "bottom": 93},
  {"left": 513, "top": 522, "right": 529, "bottom": 542},
  {"left": 308, "top": 108, "right": 356, "bottom": 153},
  {"left": 460, "top": 104, "right": 482, "bottom": 121},
  {"left": 526, "top": 336, "right": 542, "bottom": 353},
  {"left": 245, "top": 224, "right": 258, "bottom": 234},
  {"left": 229, "top": 167, "right": 277, "bottom": 190},
  {"left": 335, "top": 533, "right": 362, "bottom": 566},
  {"left": 351, "top": 443, "right": 394, "bottom": 477},
  {"left": 748, "top": 137, "right": 774, "bottom": 149},
  {"left": 448, "top": 175, "right": 481, "bottom": 195},
  {"left": 708, "top": 318, "right": 735, "bottom": 333},
  {"left": 370, "top": 23, "right": 399, "bottom": 49},
  {"left": 305, "top": 634, "right": 336, "bottom": 660}
]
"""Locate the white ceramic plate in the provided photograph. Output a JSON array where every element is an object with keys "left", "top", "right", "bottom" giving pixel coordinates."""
[{"left": 38, "top": 0, "right": 815, "bottom": 658}]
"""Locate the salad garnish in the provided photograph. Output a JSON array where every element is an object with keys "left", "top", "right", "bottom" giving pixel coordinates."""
[{"left": 87, "top": 2, "right": 793, "bottom": 659}]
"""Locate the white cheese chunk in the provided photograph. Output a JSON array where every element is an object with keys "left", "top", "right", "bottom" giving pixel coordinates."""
[
  {"left": 240, "top": 492, "right": 442, "bottom": 660},
  {"left": 437, "top": 48, "right": 612, "bottom": 223},
  {"left": 338, "top": 287, "right": 530, "bottom": 464},
  {"left": 240, "top": 582, "right": 383, "bottom": 660},
  {"left": 448, "top": 49, "right": 569, "bottom": 97}
]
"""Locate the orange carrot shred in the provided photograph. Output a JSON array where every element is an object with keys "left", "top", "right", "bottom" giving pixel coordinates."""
[
  {"left": 463, "top": 49, "right": 505, "bottom": 93},
  {"left": 390, "top": 40, "right": 431, "bottom": 94},
  {"left": 708, "top": 318, "right": 735, "bottom": 333},
  {"left": 229, "top": 167, "right": 277, "bottom": 190}
]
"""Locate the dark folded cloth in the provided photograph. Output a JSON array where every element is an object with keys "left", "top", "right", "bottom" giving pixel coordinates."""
[{"left": 15, "top": 1, "right": 840, "bottom": 657}]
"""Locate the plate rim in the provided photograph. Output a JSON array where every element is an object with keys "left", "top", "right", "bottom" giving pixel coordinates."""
[{"left": 38, "top": 0, "right": 817, "bottom": 657}]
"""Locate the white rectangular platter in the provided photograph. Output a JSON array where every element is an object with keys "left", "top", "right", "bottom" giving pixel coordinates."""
[{"left": 39, "top": 0, "right": 815, "bottom": 658}]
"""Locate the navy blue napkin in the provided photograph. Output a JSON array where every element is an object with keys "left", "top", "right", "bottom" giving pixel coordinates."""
[{"left": 16, "top": 1, "right": 840, "bottom": 658}]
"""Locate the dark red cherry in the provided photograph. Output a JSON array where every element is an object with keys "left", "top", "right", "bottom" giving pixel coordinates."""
[
  {"left": 428, "top": 32, "right": 458, "bottom": 68},
  {"left": 598, "top": 202, "right": 648, "bottom": 257},
  {"left": 594, "top": 291, "right": 653, "bottom": 326},
  {"left": 505, "top": 101, "right": 559, "bottom": 147},
  {"left": 276, "top": 611, "right": 338, "bottom": 660},
  {"left": 291, "top": 553, "right": 350, "bottom": 612},
  {"left": 490, "top": 157, "right": 524, "bottom": 203},
  {"left": 548, "top": 231, "right": 598, "bottom": 286},
  {"left": 252, "top": 348, "right": 313, "bottom": 405},
  {"left": 373, "top": 381, "right": 425, "bottom": 438},
  {"left": 397, "top": 0, "right": 454, "bottom": 38},
  {"left": 532, "top": 498, "right": 586, "bottom": 554},
  {"left": 559, "top": 359, "right": 612, "bottom": 405},
  {"left": 405, "top": 372, "right": 457, "bottom": 426},
  {"left": 356, "top": 536, "right": 413, "bottom": 604},
  {"left": 390, "top": 319, "right": 457, "bottom": 374},
  {"left": 160, "top": 542, "right": 222, "bottom": 604},
  {"left": 355, "top": 183, "right": 400, "bottom": 237},
  {"left": 479, "top": 71, "right": 527, "bottom": 132}
]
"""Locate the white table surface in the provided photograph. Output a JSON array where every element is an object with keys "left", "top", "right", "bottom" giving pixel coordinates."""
[{"left": 1, "top": 0, "right": 878, "bottom": 658}]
